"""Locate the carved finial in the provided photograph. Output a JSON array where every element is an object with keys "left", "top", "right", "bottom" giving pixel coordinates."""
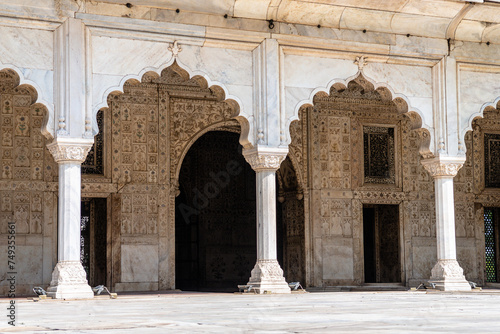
[
  {"left": 438, "top": 137, "right": 446, "bottom": 154},
  {"left": 257, "top": 128, "right": 265, "bottom": 144},
  {"left": 84, "top": 118, "right": 92, "bottom": 138},
  {"left": 168, "top": 41, "right": 182, "bottom": 58},
  {"left": 354, "top": 56, "right": 368, "bottom": 71}
]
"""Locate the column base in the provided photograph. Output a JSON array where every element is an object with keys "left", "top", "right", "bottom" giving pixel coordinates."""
[
  {"left": 46, "top": 261, "right": 94, "bottom": 299},
  {"left": 429, "top": 259, "right": 471, "bottom": 292},
  {"left": 247, "top": 259, "right": 291, "bottom": 294}
]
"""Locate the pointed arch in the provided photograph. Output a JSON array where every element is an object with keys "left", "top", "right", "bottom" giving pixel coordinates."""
[
  {"left": 287, "top": 70, "right": 433, "bottom": 158},
  {"left": 94, "top": 58, "right": 251, "bottom": 148}
]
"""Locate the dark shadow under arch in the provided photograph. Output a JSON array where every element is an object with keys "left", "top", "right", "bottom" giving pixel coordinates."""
[{"left": 175, "top": 131, "right": 256, "bottom": 292}]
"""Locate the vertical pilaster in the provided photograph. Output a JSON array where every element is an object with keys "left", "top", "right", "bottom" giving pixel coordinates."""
[
  {"left": 421, "top": 157, "right": 471, "bottom": 291},
  {"left": 243, "top": 147, "right": 291, "bottom": 294},
  {"left": 432, "top": 56, "right": 463, "bottom": 157},
  {"left": 46, "top": 17, "right": 95, "bottom": 299},
  {"left": 253, "top": 39, "right": 282, "bottom": 147}
]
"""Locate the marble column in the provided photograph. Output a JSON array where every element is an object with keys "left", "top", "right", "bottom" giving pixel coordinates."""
[
  {"left": 421, "top": 157, "right": 471, "bottom": 291},
  {"left": 46, "top": 139, "right": 95, "bottom": 299},
  {"left": 243, "top": 147, "right": 291, "bottom": 294}
]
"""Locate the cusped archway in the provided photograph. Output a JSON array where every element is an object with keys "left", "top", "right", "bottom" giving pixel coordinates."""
[
  {"left": 289, "top": 72, "right": 433, "bottom": 161},
  {"left": 95, "top": 60, "right": 251, "bottom": 149}
]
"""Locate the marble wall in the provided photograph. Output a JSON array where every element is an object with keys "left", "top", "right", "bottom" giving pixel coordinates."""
[{"left": 2, "top": 1, "right": 500, "bottom": 293}]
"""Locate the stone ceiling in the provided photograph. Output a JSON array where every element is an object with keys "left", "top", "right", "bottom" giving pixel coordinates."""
[{"left": 96, "top": 0, "right": 500, "bottom": 43}]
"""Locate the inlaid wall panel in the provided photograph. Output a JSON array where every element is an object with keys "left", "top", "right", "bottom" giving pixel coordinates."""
[{"left": 0, "top": 70, "right": 56, "bottom": 295}]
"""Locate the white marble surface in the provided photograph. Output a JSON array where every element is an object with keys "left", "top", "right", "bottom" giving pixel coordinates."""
[
  {"left": 179, "top": 45, "right": 252, "bottom": 86},
  {"left": 0, "top": 25, "right": 53, "bottom": 70},
  {"left": 9, "top": 291, "right": 500, "bottom": 333},
  {"left": 459, "top": 70, "right": 500, "bottom": 136},
  {"left": 284, "top": 54, "right": 357, "bottom": 89},
  {"left": 277, "top": 1, "right": 344, "bottom": 28},
  {"left": 364, "top": 63, "right": 433, "bottom": 98},
  {"left": 121, "top": 244, "right": 159, "bottom": 283},
  {"left": 19, "top": 68, "right": 53, "bottom": 106},
  {"left": 233, "top": 0, "right": 271, "bottom": 20},
  {"left": 322, "top": 240, "right": 354, "bottom": 280},
  {"left": 57, "top": 163, "right": 83, "bottom": 262},
  {"left": 391, "top": 13, "right": 450, "bottom": 39},
  {"left": 92, "top": 36, "right": 171, "bottom": 76}
]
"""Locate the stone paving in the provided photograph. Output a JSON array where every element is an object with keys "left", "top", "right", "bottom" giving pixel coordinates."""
[{"left": 2, "top": 290, "right": 500, "bottom": 333}]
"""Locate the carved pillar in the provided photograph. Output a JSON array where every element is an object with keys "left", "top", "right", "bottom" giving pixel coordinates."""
[
  {"left": 421, "top": 157, "right": 471, "bottom": 291},
  {"left": 243, "top": 147, "right": 291, "bottom": 293},
  {"left": 46, "top": 139, "right": 94, "bottom": 299}
]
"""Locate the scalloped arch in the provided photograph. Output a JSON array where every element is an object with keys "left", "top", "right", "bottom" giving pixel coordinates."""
[
  {"left": 94, "top": 58, "right": 251, "bottom": 148},
  {"left": 464, "top": 96, "right": 500, "bottom": 140},
  {"left": 0, "top": 63, "right": 54, "bottom": 140},
  {"left": 287, "top": 70, "right": 433, "bottom": 157}
]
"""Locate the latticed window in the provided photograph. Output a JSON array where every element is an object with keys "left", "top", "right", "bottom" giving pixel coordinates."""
[
  {"left": 484, "top": 133, "right": 500, "bottom": 188},
  {"left": 363, "top": 126, "right": 395, "bottom": 184},
  {"left": 484, "top": 207, "right": 498, "bottom": 283},
  {"left": 82, "top": 110, "right": 104, "bottom": 174}
]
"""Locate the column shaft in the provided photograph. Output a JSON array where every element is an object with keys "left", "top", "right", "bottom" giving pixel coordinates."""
[
  {"left": 243, "top": 147, "right": 291, "bottom": 294},
  {"left": 434, "top": 176, "right": 457, "bottom": 261},
  {"left": 256, "top": 170, "right": 277, "bottom": 260},
  {"left": 46, "top": 140, "right": 94, "bottom": 299},
  {"left": 58, "top": 162, "right": 82, "bottom": 262},
  {"left": 422, "top": 157, "right": 471, "bottom": 291}
]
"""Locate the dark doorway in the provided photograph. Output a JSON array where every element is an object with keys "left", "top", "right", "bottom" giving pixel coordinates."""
[
  {"left": 175, "top": 131, "right": 256, "bottom": 292},
  {"left": 363, "top": 204, "right": 400, "bottom": 283},
  {"left": 277, "top": 157, "right": 306, "bottom": 285},
  {"left": 80, "top": 198, "right": 108, "bottom": 287}
]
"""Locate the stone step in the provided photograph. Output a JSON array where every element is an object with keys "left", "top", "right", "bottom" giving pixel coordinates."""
[
  {"left": 351, "top": 283, "right": 407, "bottom": 292},
  {"left": 308, "top": 284, "right": 407, "bottom": 292}
]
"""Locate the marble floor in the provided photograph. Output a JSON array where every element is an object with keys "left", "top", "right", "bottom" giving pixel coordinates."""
[{"left": 2, "top": 290, "right": 500, "bottom": 333}]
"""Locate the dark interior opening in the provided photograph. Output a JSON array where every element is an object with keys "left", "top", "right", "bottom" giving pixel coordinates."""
[
  {"left": 175, "top": 131, "right": 256, "bottom": 292},
  {"left": 80, "top": 197, "right": 107, "bottom": 287},
  {"left": 363, "top": 204, "right": 400, "bottom": 283}
]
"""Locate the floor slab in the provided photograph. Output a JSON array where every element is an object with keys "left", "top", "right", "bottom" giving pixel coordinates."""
[{"left": 2, "top": 290, "right": 500, "bottom": 333}]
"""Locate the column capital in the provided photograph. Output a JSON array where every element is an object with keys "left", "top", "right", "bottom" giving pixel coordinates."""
[
  {"left": 421, "top": 156, "right": 466, "bottom": 178},
  {"left": 47, "top": 138, "right": 94, "bottom": 163},
  {"left": 243, "top": 146, "right": 288, "bottom": 172}
]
